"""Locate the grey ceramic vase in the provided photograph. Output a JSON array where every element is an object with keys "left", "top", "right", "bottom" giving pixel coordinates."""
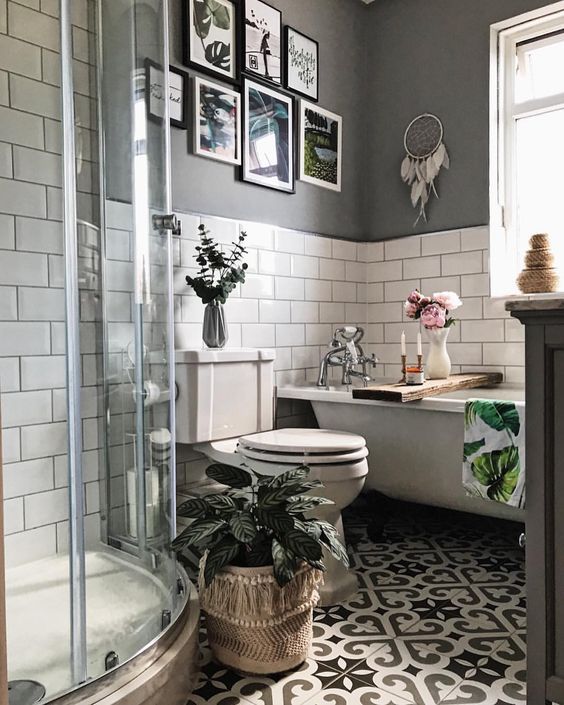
[{"left": 202, "top": 300, "right": 228, "bottom": 349}]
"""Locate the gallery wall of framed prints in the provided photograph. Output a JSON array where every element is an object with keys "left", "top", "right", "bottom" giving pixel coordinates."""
[{"left": 169, "top": 0, "right": 342, "bottom": 194}]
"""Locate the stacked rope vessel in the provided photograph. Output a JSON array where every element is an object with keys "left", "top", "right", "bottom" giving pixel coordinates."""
[{"left": 517, "top": 233, "right": 559, "bottom": 293}]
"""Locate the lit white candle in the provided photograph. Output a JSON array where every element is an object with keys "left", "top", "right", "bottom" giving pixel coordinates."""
[
  {"left": 417, "top": 331, "right": 422, "bottom": 356},
  {"left": 401, "top": 331, "right": 406, "bottom": 356}
]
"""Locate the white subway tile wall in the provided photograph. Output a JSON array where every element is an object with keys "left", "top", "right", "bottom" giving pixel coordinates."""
[
  {"left": 0, "top": 0, "right": 102, "bottom": 568},
  {"left": 174, "top": 216, "right": 525, "bottom": 491}
]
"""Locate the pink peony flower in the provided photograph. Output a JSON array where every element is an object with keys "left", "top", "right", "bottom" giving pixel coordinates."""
[
  {"left": 433, "top": 291, "right": 462, "bottom": 311},
  {"left": 420, "top": 296, "right": 432, "bottom": 307},
  {"left": 421, "top": 303, "right": 446, "bottom": 329},
  {"left": 404, "top": 301, "right": 419, "bottom": 318},
  {"left": 407, "top": 290, "right": 422, "bottom": 304}
]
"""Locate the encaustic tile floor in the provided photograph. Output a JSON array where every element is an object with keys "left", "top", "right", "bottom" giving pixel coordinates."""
[{"left": 185, "top": 499, "right": 526, "bottom": 705}]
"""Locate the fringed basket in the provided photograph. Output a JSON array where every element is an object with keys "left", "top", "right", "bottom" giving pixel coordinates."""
[{"left": 199, "top": 559, "right": 323, "bottom": 675}]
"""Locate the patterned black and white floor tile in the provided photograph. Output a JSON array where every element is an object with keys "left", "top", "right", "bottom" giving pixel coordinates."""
[{"left": 185, "top": 500, "right": 526, "bottom": 705}]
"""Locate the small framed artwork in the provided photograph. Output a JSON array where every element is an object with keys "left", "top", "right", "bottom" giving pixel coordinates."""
[
  {"left": 242, "top": 77, "right": 294, "bottom": 193},
  {"left": 183, "top": 0, "right": 240, "bottom": 84},
  {"left": 145, "top": 60, "right": 189, "bottom": 128},
  {"left": 243, "top": 0, "right": 282, "bottom": 85},
  {"left": 284, "top": 27, "right": 318, "bottom": 101},
  {"left": 194, "top": 76, "right": 241, "bottom": 165},
  {"left": 169, "top": 66, "right": 189, "bottom": 129},
  {"left": 299, "top": 101, "right": 342, "bottom": 192}
]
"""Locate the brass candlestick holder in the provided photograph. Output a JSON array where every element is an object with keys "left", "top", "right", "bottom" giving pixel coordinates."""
[
  {"left": 401, "top": 354, "right": 407, "bottom": 383},
  {"left": 417, "top": 354, "right": 423, "bottom": 369}
]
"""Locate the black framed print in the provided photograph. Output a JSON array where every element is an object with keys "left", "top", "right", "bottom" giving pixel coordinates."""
[
  {"left": 243, "top": 0, "right": 282, "bottom": 85},
  {"left": 299, "top": 100, "right": 342, "bottom": 192},
  {"left": 284, "top": 26, "right": 318, "bottom": 101},
  {"left": 194, "top": 76, "right": 241, "bottom": 165},
  {"left": 169, "top": 66, "right": 189, "bottom": 129},
  {"left": 183, "top": 0, "right": 240, "bottom": 84},
  {"left": 242, "top": 78, "right": 294, "bottom": 193},
  {"left": 145, "top": 58, "right": 166, "bottom": 122}
]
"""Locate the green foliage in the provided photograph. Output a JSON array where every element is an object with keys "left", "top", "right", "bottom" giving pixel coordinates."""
[
  {"left": 470, "top": 445, "right": 521, "bottom": 503},
  {"left": 463, "top": 439, "right": 486, "bottom": 462},
  {"left": 185, "top": 225, "right": 248, "bottom": 304},
  {"left": 464, "top": 400, "right": 520, "bottom": 437},
  {"left": 173, "top": 463, "right": 347, "bottom": 588}
]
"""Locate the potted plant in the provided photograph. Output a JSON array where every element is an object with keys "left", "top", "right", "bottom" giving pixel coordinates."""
[
  {"left": 185, "top": 224, "right": 249, "bottom": 349},
  {"left": 172, "top": 463, "right": 349, "bottom": 675}
]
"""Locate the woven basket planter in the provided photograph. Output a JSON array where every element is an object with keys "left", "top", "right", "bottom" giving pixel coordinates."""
[{"left": 199, "top": 560, "right": 323, "bottom": 675}]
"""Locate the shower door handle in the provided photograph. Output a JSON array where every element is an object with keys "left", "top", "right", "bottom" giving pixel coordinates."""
[{"left": 152, "top": 214, "right": 181, "bottom": 235}]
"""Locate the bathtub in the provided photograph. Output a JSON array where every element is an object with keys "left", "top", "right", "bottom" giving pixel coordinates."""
[{"left": 278, "top": 381, "right": 526, "bottom": 521}]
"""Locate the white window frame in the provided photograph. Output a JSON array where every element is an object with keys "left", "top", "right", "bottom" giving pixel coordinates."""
[{"left": 490, "top": 2, "right": 564, "bottom": 297}]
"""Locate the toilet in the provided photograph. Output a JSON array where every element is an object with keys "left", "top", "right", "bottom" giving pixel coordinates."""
[{"left": 175, "top": 348, "right": 369, "bottom": 605}]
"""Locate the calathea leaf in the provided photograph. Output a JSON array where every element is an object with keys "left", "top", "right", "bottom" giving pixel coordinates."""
[
  {"left": 203, "top": 536, "right": 241, "bottom": 586},
  {"left": 286, "top": 496, "right": 334, "bottom": 514},
  {"left": 464, "top": 401, "right": 520, "bottom": 437},
  {"left": 177, "top": 497, "right": 209, "bottom": 518},
  {"left": 228, "top": 512, "right": 257, "bottom": 543},
  {"left": 205, "top": 494, "right": 238, "bottom": 512},
  {"left": 205, "top": 41, "right": 231, "bottom": 70},
  {"left": 258, "top": 480, "right": 324, "bottom": 507},
  {"left": 171, "top": 517, "right": 226, "bottom": 551},
  {"left": 266, "top": 465, "right": 310, "bottom": 489},
  {"left": 254, "top": 508, "right": 295, "bottom": 533},
  {"left": 282, "top": 529, "right": 323, "bottom": 562},
  {"left": 245, "top": 532, "right": 273, "bottom": 567},
  {"left": 471, "top": 445, "right": 521, "bottom": 503},
  {"left": 316, "top": 520, "right": 350, "bottom": 568},
  {"left": 294, "top": 518, "right": 322, "bottom": 540},
  {"left": 272, "top": 539, "right": 297, "bottom": 587},
  {"left": 463, "top": 439, "right": 486, "bottom": 462},
  {"left": 206, "top": 463, "right": 253, "bottom": 489}
]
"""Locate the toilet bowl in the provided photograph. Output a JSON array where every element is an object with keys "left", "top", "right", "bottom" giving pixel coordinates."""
[{"left": 196, "top": 428, "right": 369, "bottom": 605}]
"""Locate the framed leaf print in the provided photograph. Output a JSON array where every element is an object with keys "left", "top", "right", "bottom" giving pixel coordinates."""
[
  {"left": 194, "top": 76, "right": 241, "bottom": 165},
  {"left": 183, "top": 0, "right": 240, "bottom": 84},
  {"left": 243, "top": 0, "right": 282, "bottom": 85},
  {"left": 242, "top": 78, "right": 295, "bottom": 193},
  {"left": 299, "top": 101, "right": 342, "bottom": 192},
  {"left": 284, "top": 26, "right": 318, "bottom": 101}
]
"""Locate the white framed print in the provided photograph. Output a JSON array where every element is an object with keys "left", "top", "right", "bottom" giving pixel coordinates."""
[
  {"left": 194, "top": 76, "right": 241, "bottom": 165},
  {"left": 169, "top": 66, "right": 189, "bottom": 129},
  {"left": 299, "top": 101, "right": 342, "bottom": 192},
  {"left": 242, "top": 78, "right": 294, "bottom": 193},
  {"left": 284, "top": 27, "right": 319, "bottom": 101}
]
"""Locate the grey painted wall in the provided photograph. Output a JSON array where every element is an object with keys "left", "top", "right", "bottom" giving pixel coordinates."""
[
  {"left": 364, "top": 0, "right": 561, "bottom": 240},
  {"left": 169, "top": 0, "right": 368, "bottom": 240}
]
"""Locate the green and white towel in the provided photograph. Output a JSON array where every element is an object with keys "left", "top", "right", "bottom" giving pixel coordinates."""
[{"left": 463, "top": 399, "right": 526, "bottom": 508}]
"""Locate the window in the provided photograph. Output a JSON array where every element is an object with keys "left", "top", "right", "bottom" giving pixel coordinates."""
[{"left": 491, "top": 4, "right": 564, "bottom": 296}]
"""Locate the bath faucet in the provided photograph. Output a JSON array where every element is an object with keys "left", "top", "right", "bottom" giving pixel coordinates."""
[{"left": 317, "top": 326, "right": 378, "bottom": 388}]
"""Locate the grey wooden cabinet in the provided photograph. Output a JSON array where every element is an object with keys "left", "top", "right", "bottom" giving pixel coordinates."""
[{"left": 509, "top": 302, "right": 564, "bottom": 705}]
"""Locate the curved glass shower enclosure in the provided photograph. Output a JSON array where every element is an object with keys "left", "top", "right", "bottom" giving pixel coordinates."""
[{"left": 2, "top": 0, "right": 184, "bottom": 701}]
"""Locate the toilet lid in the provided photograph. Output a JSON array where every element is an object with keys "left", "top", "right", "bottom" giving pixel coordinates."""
[
  {"left": 238, "top": 428, "right": 367, "bottom": 454},
  {"left": 238, "top": 444, "right": 369, "bottom": 465}
]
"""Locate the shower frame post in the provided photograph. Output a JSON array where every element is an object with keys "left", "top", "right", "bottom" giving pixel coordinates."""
[
  {"left": 0, "top": 405, "right": 8, "bottom": 705},
  {"left": 60, "top": 0, "right": 88, "bottom": 686}
]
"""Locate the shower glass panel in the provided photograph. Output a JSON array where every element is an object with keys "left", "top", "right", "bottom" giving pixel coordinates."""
[{"left": 2, "top": 0, "right": 181, "bottom": 702}]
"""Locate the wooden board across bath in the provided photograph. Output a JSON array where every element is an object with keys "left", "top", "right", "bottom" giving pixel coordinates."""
[{"left": 352, "top": 373, "right": 504, "bottom": 403}]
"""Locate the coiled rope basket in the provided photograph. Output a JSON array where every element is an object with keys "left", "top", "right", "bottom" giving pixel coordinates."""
[{"left": 199, "top": 558, "right": 323, "bottom": 675}]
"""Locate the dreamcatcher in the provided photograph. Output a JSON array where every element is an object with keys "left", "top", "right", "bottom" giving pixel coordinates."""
[{"left": 400, "top": 113, "right": 450, "bottom": 226}]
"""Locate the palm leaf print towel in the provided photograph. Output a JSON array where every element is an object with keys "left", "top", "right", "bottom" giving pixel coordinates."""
[{"left": 463, "top": 399, "right": 526, "bottom": 508}]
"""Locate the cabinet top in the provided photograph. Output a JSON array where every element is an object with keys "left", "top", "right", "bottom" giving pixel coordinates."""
[{"left": 505, "top": 295, "right": 564, "bottom": 313}]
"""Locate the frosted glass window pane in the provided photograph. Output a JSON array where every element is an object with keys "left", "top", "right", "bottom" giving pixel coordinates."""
[
  {"left": 515, "top": 108, "right": 564, "bottom": 286},
  {"left": 516, "top": 37, "right": 564, "bottom": 102}
]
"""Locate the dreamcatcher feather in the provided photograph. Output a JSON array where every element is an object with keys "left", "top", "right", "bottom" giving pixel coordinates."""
[{"left": 401, "top": 113, "right": 450, "bottom": 226}]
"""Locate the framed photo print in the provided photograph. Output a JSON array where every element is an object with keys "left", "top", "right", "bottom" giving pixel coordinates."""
[
  {"left": 299, "top": 101, "right": 342, "bottom": 192},
  {"left": 284, "top": 27, "right": 318, "bottom": 101},
  {"left": 183, "top": 0, "right": 240, "bottom": 83},
  {"left": 242, "top": 78, "right": 294, "bottom": 192},
  {"left": 243, "top": 0, "right": 282, "bottom": 85},
  {"left": 194, "top": 76, "right": 241, "bottom": 165},
  {"left": 169, "top": 66, "right": 189, "bottom": 129},
  {"left": 145, "top": 60, "right": 189, "bottom": 128}
]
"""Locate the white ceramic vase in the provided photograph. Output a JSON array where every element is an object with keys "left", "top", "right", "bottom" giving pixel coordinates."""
[{"left": 426, "top": 327, "right": 451, "bottom": 379}]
